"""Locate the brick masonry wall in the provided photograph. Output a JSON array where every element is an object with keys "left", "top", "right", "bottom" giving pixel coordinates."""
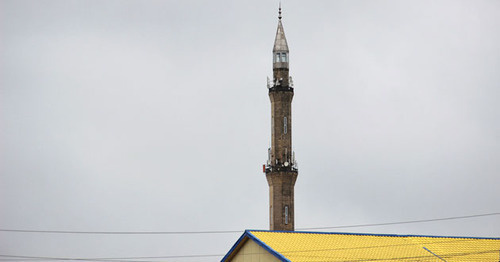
[{"left": 266, "top": 170, "right": 298, "bottom": 231}]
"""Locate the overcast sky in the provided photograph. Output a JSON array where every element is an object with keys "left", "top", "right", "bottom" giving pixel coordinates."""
[{"left": 1, "top": 0, "right": 500, "bottom": 261}]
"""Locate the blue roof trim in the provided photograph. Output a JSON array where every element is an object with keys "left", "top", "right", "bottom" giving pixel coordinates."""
[
  {"left": 246, "top": 231, "right": 290, "bottom": 262},
  {"left": 247, "top": 229, "right": 500, "bottom": 240},
  {"left": 220, "top": 231, "right": 249, "bottom": 262}
]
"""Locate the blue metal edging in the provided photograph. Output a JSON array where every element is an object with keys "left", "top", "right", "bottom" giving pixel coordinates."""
[
  {"left": 221, "top": 230, "right": 290, "bottom": 262},
  {"left": 220, "top": 231, "right": 248, "bottom": 262},
  {"left": 246, "top": 230, "right": 291, "bottom": 262}
]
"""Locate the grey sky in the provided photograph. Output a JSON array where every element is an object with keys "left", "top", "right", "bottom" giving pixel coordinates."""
[{"left": 1, "top": 0, "right": 499, "bottom": 261}]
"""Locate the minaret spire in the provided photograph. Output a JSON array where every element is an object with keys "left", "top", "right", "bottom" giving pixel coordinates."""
[
  {"left": 272, "top": 4, "right": 289, "bottom": 86},
  {"left": 273, "top": 6, "right": 289, "bottom": 53}
]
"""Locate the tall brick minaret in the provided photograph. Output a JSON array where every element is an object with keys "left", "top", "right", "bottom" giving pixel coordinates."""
[{"left": 264, "top": 6, "right": 298, "bottom": 231}]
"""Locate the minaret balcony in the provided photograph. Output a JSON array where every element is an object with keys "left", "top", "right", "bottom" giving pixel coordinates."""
[
  {"left": 264, "top": 159, "right": 298, "bottom": 173},
  {"left": 267, "top": 76, "right": 294, "bottom": 91},
  {"left": 265, "top": 164, "right": 298, "bottom": 174}
]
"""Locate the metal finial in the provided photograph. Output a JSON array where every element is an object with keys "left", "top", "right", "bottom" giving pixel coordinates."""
[{"left": 278, "top": 2, "right": 282, "bottom": 20}]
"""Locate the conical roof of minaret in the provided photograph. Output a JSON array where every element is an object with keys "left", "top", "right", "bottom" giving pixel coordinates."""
[{"left": 273, "top": 18, "right": 289, "bottom": 52}]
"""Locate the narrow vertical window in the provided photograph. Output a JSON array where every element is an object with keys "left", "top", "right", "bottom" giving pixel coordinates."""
[
  {"left": 276, "top": 53, "right": 280, "bottom": 62},
  {"left": 284, "top": 205, "right": 289, "bottom": 225},
  {"left": 283, "top": 117, "right": 287, "bottom": 134},
  {"left": 270, "top": 206, "right": 273, "bottom": 226},
  {"left": 272, "top": 117, "right": 275, "bottom": 138},
  {"left": 282, "top": 53, "right": 287, "bottom": 62}
]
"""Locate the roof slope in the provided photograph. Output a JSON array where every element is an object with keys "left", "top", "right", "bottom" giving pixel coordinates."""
[{"left": 223, "top": 230, "right": 500, "bottom": 262}]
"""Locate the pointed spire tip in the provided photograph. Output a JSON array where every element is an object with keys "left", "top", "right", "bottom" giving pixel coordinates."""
[{"left": 278, "top": 2, "right": 282, "bottom": 20}]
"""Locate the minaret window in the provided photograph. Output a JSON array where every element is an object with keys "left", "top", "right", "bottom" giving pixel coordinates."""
[
  {"left": 275, "top": 53, "right": 288, "bottom": 63},
  {"left": 283, "top": 117, "right": 287, "bottom": 134},
  {"left": 274, "top": 53, "right": 288, "bottom": 63},
  {"left": 284, "top": 205, "right": 289, "bottom": 225},
  {"left": 270, "top": 206, "right": 273, "bottom": 226}
]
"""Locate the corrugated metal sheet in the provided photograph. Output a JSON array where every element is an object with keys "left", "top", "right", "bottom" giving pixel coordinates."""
[{"left": 247, "top": 230, "right": 500, "bottom": 261}]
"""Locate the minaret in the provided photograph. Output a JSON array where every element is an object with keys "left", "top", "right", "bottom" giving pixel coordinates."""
[{"left": 264, "top": 6, "right": 298, "bottom": 231}]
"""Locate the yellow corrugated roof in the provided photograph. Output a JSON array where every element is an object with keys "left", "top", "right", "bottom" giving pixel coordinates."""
[{"left": 248, "top": 230, "right": 500, "bottom": 261}]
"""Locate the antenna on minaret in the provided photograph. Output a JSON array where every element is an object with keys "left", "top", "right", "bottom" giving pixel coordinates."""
[{"left": 278, "top": 2, "right": 282, "bottom": 20}]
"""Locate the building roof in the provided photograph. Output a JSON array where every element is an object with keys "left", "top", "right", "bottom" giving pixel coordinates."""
[{"left": 222, "top": 230, "right": 500, "bottom": 262}]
